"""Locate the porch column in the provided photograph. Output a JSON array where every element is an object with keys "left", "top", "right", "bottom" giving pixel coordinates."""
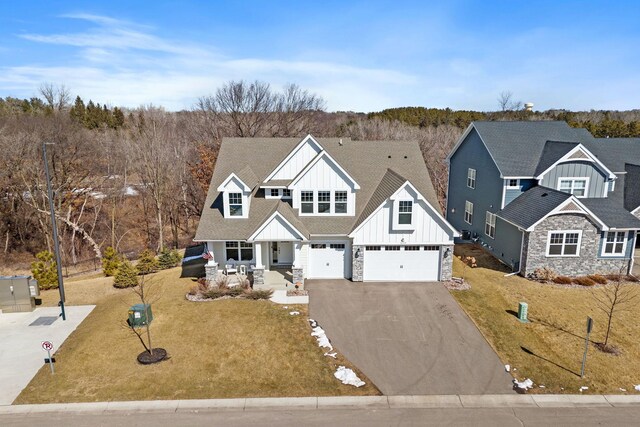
[
  {"left": 254, "top": 241, "right": 264, "bottom": 268},
  {"left": 206, "top": 241, "right": 216, "bottom": 266},
  {"left": 252, "top": 241, "right": 265, "bottom": 286},
  {"left": 292, "top": 241, "right": 304, "bottom": 287}
]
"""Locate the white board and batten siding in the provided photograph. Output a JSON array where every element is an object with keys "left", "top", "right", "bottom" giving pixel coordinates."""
[
  {"left": 251, "top": 214, "right": 303, "bottom": 241},
  {"left": 270, "top": 140, "right": 322, "bottom": 180}
]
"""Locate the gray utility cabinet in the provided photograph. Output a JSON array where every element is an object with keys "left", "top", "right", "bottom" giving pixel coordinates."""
[{"left": 0, "top": 276, "right": 40, "bottom": 313}]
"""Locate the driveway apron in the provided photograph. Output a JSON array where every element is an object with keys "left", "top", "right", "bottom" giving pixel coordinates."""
[{"left": 307, "top": 280, "right": 513, "bottom": 395}]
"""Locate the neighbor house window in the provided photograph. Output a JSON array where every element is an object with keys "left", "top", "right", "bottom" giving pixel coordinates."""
[
  {"left": 301, "top": 191, "right": 314, "bottom": 213},
  {"left": 485, "top": 212, "right": 496, "bottom": 238},
  {"left": 398, "top": 201, "right": 413, "bottom": 224},
  {"left": 603, "top": 231, "right": 626, "bottom": 256},
  {"left": 270, "top": 189, "right": 280, "bottom": 197},
  {"left": 282, "top": 189, "right": 292, "bottom": 198},
  {"left": 225, "top": 241, "right": 253, "bottom": 261},
  {"left": 506, "top": 179, "right": 520, "bottom": 188},
  {"left": 547, "top": 231, "right": 581, "bottom": 256},
  {"left": 318, "top": 191, "right": 331, "bottom": 213},
  {"left": 467, "top": 168, "right": 476, "bottom": 189},
  {"left": 335, "top": 191, "right": 348, "bottom": 213},
  {"left": 558, "top": 178, "right": 588, "bottom": 197},
  {"left": 464, "top": 201, "right": 473, "bottom": 225},
  {"left": 228, "top": 192, "right": 243, "bottom": 216}
]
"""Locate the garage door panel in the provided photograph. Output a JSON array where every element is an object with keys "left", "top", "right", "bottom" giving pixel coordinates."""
[
  {"left": 363, "top": 246, "right": 440, "bottom": 281},
  {"left": 308, "top": 241, "right": 349, "bottom": 279}
]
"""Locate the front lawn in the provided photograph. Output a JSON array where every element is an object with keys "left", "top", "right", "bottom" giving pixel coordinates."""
[
  {"left": 451, "top": 244, "right": 640, "bottom": 394},
  {"left": 16, "top": 268, "right": 379, "bottom": 403}
]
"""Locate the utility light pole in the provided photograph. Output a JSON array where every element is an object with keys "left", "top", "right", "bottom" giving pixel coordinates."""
[{"left": 42, "top": 142, "right": 66, "bottom": 321}]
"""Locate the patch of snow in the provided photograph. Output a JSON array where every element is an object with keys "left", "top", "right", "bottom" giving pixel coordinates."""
[
  {"left": 579, "top": 386, "right": 588, "bottom": 392},
  {"left": 309, "top": 321, "right": 333, "bottom": 351},
  {"left": 283, "top": 306, "right": 288, "bottom": 309},
  {"left": 620, "top": 388, "right": 627, "bottom": 392},
  {"left": 513, "top": 378, "right": 534, "bottom": 390},
  {"left": 324, "top": 352, "right": 337, "bottom": 359},
  {"left": 634, "top": 385, "right": 640, "bottom": 392},
  {"left": 289, "top": 311, "right": 300, "bottom": 315},
  {"left": 504, "top": 364, "right": 511, "bottom": 372},
  {"left": 334, "top": 366, "right": 365, "bottom": 387},
  {"left": 539, "top": 385, "right": 545, "bottom": 388}
]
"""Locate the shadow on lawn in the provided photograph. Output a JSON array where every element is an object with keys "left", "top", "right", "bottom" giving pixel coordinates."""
[
  {"left": 520, "top": 346, "right": 580, "bottom": 377},
  {"left": 528, "top": 316, "right": 598, "bottom": 345}
]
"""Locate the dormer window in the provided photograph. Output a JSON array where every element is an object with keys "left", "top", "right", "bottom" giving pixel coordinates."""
[
  {"left": 270, "top": 189, "right": 279, "bottom": 197},
  {"left": 282, "top": 189, "right": 292, "bottom": 198},
  {"left": 229, "top": 193, "right": 243, "bottom": 216},
  {"left": 398, "top": 201, "right": 413, "bottom": 224}
]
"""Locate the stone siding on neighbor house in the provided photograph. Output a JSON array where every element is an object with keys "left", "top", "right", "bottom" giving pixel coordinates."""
[
  {"left": 352, "top": 245, "right": 364, "bottom": 282},
  {"left": 440, "top": 244, "right": 454, "bottom": 281},
  {"left": 521, "top": 214, "right": 631, "bottom": 277}
]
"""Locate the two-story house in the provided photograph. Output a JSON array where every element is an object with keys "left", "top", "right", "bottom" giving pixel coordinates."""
[
  {"left": 446, "top": 121, "right": 640, "bottom": 277},
  {"left": 195, "top": 135, "right": 459, "bottom": 285}
]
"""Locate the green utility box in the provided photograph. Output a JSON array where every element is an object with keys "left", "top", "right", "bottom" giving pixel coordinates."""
[
  {"left": 518, "top": 302, "right": 529, "bottom": 323},
  {"left": 128, "top": 304, "right": 153, "bottom": 327}
]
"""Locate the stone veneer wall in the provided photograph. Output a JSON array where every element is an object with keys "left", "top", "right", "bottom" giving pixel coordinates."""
[
  {"left": 292, "top": 267, "right": 304, "bottom": 286},
  {"left": 521, "top": 214, "right": 631, "bottom": 277},
  {"left": 252, "top": 267, "right": 265, "bottom": 286},
  {"left": 205, "top": 263, "right": 218, "bottom": 282},
  {"left": 352, "top": 245, "right": 364, "bottom": 282},
  {"left": 440, "top": 245, "right": 454, "bottom": 281}
]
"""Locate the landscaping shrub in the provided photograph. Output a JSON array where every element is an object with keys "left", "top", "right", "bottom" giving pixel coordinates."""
[
  {"left": 588, "top": 274, "right": 608, "bottom": 284},
  {"left": 158, "top": 248, "right": 181, "bottom": 270},
  {"left": 226, "top": 286, "right": 244, "bottom": 297},
  {"left": 136, "top": 249, "right": 159, "bottom": 275},
  {"left": 574, "top": 276, "right": 596, "bottom": 287},
  {"left": 529, "top": 267, "right": 557, "bottom": 282},
  {"left": 553, "top": 276, "right": 573, "bottom": 285},
  {"left": 625, "top": 275, "right": 639, "bottom": 282},
  {"left": 245, "top": 289, "right": 274, "bottom": 300},
  {"left": 203, "top": 287, "right": 228, "bottom": 299},
  {"left": 102, "top": 246, "right": 122, "bottom": 277},
  {"left": 214, "top": 274, "right": 230, "bottom": 289},
  {"left": 605, "top": 274, "right": 623, "bottom": 282},
  {"left": 31, "top": 250, "right": 58, "bottom": 290},
  {"left": 113, "top": 260, "right": 139, "bottom": 288},
  {"left": 237, "top": 274, "right": 251, "bottom": 290}
]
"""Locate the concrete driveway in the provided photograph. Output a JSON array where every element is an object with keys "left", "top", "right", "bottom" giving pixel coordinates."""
[{"left": 306, "top": 280, "right": 513, "bottom": 395}]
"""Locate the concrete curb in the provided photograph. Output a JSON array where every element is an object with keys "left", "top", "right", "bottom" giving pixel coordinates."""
[{"left": 2, "top": 394, "right": 640, "bottom": 414}]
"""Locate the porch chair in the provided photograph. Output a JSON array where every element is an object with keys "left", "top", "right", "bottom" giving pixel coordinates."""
[
  {"left": 225, "top": 260, "right": 237, "bottom": 276},
  {"left": 238, "top": 264, "right": 247, "bottom": 275}
]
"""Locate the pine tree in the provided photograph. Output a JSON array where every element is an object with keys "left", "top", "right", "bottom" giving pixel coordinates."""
[
  {"left": 102, "top": 246, "right": 122, "bottom": 277},
  {"left": 31, "top": 250, "right": 58, "bottom": 290},
  {"left": 113, "top": 260, "right": 139, "bottom": 289},
  {"left": 158, "top": 248, "right": 182, "bottom": 269},
  {"left": 136, "top": 249, "right": 159, "bottom": 275},
  {"left": 69, "top": 96, "right": 86, "bottom": 123}
]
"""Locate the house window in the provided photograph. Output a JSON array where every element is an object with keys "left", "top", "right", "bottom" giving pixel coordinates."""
[
  {"left": 506, "top": 179, "right": 520, "bottom": 188},
  {"left": 467, "top": 168, "right": 476, "bottom": 189},
  {"left": 603, "top": 231, "right": 626, "bottom": 256},
  {"left": 558, "top": 178, "right": 588, "bottom": 197},
  {"left": 366, "top": 246, "right": 381, "bottom": 251},
  {"left": 335, "top": 191, "right": 348, "bottom": 214},
  {"left": 318, "top": 191, "right": 331, "bottom": 213},
  {"left": 282, "top": 189, "right": 292, "bottom": 198},
  {"left": 485, "top": 212, "right": 496, "bottom": 238},
  {"left": 398, "top": 201, "right": 413, "bottom": 225},
  {"left": 225, "top": 241, "right": 253, "bottom": 261},
  {"left": 464, "top": 201, "right": 473, "bottom": 225},
  {"left": 547, "top": 231, "right": 581, "bottom": 256},
  {"left": 301, "top": 191, "right": 314, "bottom": 213},
  {"left": 228, "top": 193, "right": 243, "bottom": 216},
  {"left": 270, "top": 189, "right": 280, "bottom": 197}
]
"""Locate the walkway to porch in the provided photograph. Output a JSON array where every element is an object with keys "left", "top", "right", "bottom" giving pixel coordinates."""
[{"left": 254, "top": 267, "right": 301, "bottom": 291}]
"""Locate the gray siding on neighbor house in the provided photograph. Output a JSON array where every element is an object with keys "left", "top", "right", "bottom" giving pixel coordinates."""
[
  {"left": 596, "top": 231, "right": 635, "bottom": 259},
  {"left": 504, "top": 179, "right": 537, "bottom": 206},
  {"left": 539, "top": 161, "right": 608, "bottom": 198},
  {"left": 521, "top": 213, "right": 632, "bottom": 277},
  {"left": 484, "top": 217, "right": 524, "bottom": 271},
  {"left": 447, "top": 128, "right": 503, "bottom": 240}
]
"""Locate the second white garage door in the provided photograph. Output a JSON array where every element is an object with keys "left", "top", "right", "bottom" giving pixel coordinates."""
[
  {"left": 363, "top": 245, "right": 440, "bottom": 281},
  {"left": 308, "top": 241, "right": 350, "bottom": 279}
]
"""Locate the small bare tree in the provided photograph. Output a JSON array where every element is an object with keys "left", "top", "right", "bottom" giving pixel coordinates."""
[
  {"left": 39, "top": 83, "right": 72, "bottom": 112},
  {"left": 592, "top": 270, "right": 638, "bottom": 352},
  {"left": 497, "top": 91, "right": 522, "bottom": 112},
  {"left": 125, "top": 273, "right": 166, "bottom": 363}
]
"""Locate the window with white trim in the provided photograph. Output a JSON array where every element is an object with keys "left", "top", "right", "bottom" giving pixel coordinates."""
[
  {"left": 464, "top": 201, "right": 473, "bottom": 225},
  {"left": 547, "top": 231, "right": 581, "bottom": 256},
  {"left": 558, "top": 178, "right": 588, "bottom": 197},
  {"left": 318, "top": 191, "right": 331, "bottom": 213},
  {"left": 335, "top": 191, "right": 348, "bottom": 214},
  {"left": 225, "top": 241, "right": 253, "bottom": 261},
  {"left": 270, "top": 188, "right": 280, "bottom": 197},
  {"left": 228, "top": 193, "right": 243, "bottom": 216},
  {"left": 282, "top": 189, "right": 291, "bottom": 198},
  {"left": 467, "top": 168, "right": 476, "bottom": 189},
  {"left": 506, "top": 179, "right": 520, "bottom": 188},
  {"left": 398, "top": 200, "right": 413, "bottom": 225},
  {"left": 485, "top": 212, "right": 496, "bottom": 238},
  {"left": 301, "top": 191, "right": 314, "bottom": 213},
  {"left": 603, "top": 231, "right": 626, "bottom": 256}
]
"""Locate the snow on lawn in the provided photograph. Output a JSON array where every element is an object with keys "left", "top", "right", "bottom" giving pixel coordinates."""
[
  {"left": 334, "top": 366, "right": 366, "bottom": 387},
  {"left": 513, "top": 378, "right": 534, "bottom": 390},
  {"left": 309, "top": 319, "right": 333, "bottom": 351}
]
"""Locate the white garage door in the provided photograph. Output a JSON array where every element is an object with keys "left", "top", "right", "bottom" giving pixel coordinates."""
[
  {"left": 363, "top": 245, "right": 440, "bottom": 281},
  {"left": 308, "top": 241, "right": 349, "bottom": 279}
]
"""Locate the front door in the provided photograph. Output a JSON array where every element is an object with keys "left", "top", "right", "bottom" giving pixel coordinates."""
[{"left": 272, "top": 242, "right": 293, "bottom": 265}]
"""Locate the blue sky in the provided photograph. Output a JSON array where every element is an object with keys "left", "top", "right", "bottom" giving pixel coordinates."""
[{"left": 1, "top": 1, "right": 639, "bottom": 112}]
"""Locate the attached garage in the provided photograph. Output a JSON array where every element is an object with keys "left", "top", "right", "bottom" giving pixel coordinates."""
[
  {"left": 363, "top": 245, "right": 440, "bottom": 281},
  {"left": 307, "top": 241, "right": 351, "bottom": 279}
]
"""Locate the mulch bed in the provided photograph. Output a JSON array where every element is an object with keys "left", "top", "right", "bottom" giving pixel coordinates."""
[{"left": 137, "top": 348, "right": 168, "bottom": 364}]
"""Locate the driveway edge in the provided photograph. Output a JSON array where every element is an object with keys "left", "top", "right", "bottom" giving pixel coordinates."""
[{"left": 3, "top": 394, "right": 640, "bottom": 414}]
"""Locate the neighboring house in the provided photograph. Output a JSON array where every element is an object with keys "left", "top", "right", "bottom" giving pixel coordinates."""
[
  {"left": 446, "top": 121, "right": 640, "bottom": 277},
  {"left": 195, "top": 135, "right": 458, "bottom": 285}
]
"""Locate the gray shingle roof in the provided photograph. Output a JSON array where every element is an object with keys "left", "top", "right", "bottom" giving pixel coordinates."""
[
  {"left": 534, "top": 141, "right": 579, "bottom": 176},
  {"left": 195, "top": 137, "right": 440, "bottom": 241},
  {"left": 624, "top": 163, "right": 640, "bottom": 212},
  {"left": 352, "top": 169, "right": 407, "bottom": 230},
  {"left": 497, "top": 186, "right": 571, "bottom": 230},
  {"left": 580, "top": 198, "right": 640, "bottom": 229}
]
